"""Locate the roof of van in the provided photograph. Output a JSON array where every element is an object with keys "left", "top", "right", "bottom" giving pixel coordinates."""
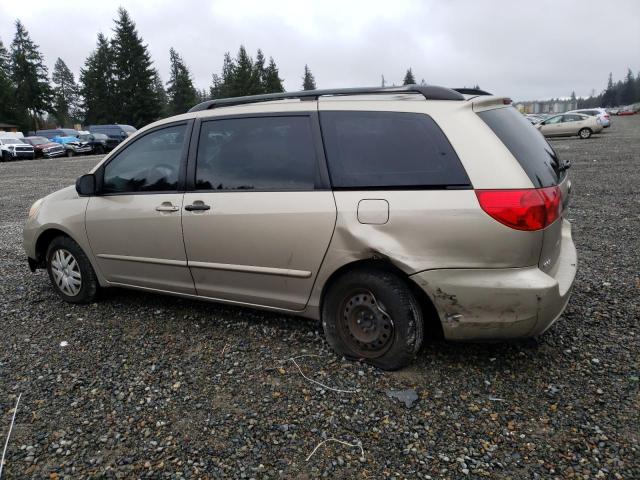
[{"left": 188, "top": 85, "right": 477, "bottom": 112}]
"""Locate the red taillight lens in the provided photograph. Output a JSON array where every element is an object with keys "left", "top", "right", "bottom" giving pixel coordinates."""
[{"left": 475, "top": 187, "right": 562, "bottom": 231}]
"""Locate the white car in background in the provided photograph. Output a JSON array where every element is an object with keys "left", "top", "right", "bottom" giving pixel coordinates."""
[
  {"left": 566, "top": 108, "right": 611, "bottom": 128},
  {"left": 536, "top": 113, "right": 603, "bottom": 139},
  {"left": 0, "top": 137, "right": 35, "bottom": 161}
]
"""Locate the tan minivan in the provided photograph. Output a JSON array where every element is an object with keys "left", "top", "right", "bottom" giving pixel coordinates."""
[{"left": 23, "top": 86, "right": 577, "bottom": 370}]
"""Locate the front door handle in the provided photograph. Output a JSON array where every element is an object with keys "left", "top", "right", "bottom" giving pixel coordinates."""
[
  {"left": 155, "top": 203, "right": 180, "bottom": 212},
  {"left": 184, "top": 202, "right": 211, "bottom": 212}
]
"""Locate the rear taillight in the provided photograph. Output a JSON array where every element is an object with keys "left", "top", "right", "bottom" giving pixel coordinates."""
[{"left": 475, "top": 187, "right": 562, "bottom": 231}]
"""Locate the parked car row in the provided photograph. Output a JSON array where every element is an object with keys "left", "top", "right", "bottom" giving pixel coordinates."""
[
  {"left": 0, "top": 124, "right": 137, "bottom": 162},
  {"left": 606, "top": 104, "right": 639, "bottom": 116}
]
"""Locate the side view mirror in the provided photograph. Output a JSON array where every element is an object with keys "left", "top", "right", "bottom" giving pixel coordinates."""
[{"left": 75, "top": 173, "right": 96, "bottom": 196}]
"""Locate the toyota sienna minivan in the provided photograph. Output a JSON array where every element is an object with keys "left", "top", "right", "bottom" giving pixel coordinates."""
[{"left": 23, "top": 85, "right": 577, "bottom": 370}]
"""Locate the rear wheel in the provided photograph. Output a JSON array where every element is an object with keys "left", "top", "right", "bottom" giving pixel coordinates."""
[
  {"left": 46, "top": 236, "right": 98, "bottom": 303},
  {"left": 322, "top": 268, "right": 424, "bottom": 370},
  {"left": 66, "top": 149, "right": 74, "bottom": 157},
  {"left": 578, "top": 128, "right": 592, "bottom": 139}
]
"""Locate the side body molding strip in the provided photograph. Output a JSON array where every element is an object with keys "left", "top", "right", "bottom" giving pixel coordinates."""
[{"left": 96, "top": 254, "right": 312, "bottom": 278}]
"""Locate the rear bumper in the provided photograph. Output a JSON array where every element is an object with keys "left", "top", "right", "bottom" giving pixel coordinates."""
[{"left": 410, "top": 220, "right": 577, "bottom": 341}]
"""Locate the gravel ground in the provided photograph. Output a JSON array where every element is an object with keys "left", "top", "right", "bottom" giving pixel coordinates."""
[{"left": 1, "top": 119, "right": 638, "bottom": 479}]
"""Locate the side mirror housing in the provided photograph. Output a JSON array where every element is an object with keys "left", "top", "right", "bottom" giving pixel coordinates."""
[{"left": 75, "top": 173, "right": 96, "bottom": 196}]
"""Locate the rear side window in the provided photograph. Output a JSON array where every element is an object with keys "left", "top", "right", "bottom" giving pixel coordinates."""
[
  {"left": 320, "top": 111, "right": 470, "bottom": 189},
  {"left": 478, "top": 107, "right": 562, "bottom": 187},
  {"left": 195, "top": 116, "right": 318, "bottom": 191}
]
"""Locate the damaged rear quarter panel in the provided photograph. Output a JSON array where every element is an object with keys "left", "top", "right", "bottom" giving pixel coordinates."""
[{"left": 306, "top": 190, "right": 543, "bottom": 316}]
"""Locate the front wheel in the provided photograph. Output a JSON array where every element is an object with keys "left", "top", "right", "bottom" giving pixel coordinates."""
[
  {"left": 322, "top": 268, "right": 424, "bottom": 370},
  {"left": 46, "top": 236, "right": 98, "bottom": 303},
  {"left": 1, "top": 151, "right": 9, "bottom": 162},
  {"left": 66, "top": 149, "right": 75, "bottom": 157},
  {"left": 579, "top": 128, "right": 592, "bottom": 139}
]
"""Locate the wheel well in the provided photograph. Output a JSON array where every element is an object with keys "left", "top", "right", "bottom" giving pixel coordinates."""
[
  {"left": 320, "top": 259, "right": 444, "bottom": 340},
  {"left": 34, "top": 229, "right": 69, "bottom": 266}
]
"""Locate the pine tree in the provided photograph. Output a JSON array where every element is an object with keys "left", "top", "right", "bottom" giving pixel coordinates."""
[
  {"left": 152, "top": 70, "right": 169, "bottom": 117},
  {"left": 403, "top": 68, "right": 416, "bottom": 85},
  {"left": 254, "top": 49, "right": 267, "bottom": 94},
  {"left": 570, "top": 91, "right": 577, "bottom": 110},
  {"left": 111, "top": 8, "right": 161, "bottom": 126},
  {"left": 166, "top": 47, "right": 198, "bottom": 115},
  {"left": 80, "top": 33, "right": 116, "bottom": 125},
  {"left": 621, "top": 68, "right": 636, "bottom": 105},
  {"left": 230, "top": 45, "right": 259, "bottom": 96},
  {"left": 52, "top": 58, "right": 80, "bottom": 127},
  {"left": 0, "top": 37, "right": 17, "bottom": 125},
  {"left": 302, "top": 64, "right": 316, "bottom": 90},
  {"left": 602, "top": 72, "right": 615, "bottom": 107},
  {"left": 10, "top": 20, "right": 52, "bottom": 131},
  {"left": 210, "top": 52, "right": 235, "bottom": 99},
  {"left": 263, "top": 57, "right": 284, "bottom": 93}
]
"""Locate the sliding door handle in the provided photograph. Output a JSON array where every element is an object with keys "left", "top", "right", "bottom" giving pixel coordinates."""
[{"left": 184, "top": 203, "right": 211, "bottom": 212}]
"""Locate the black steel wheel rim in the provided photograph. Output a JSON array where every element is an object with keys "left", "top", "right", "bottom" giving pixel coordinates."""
[{"left": 337, "top": 289, "right": 394, "bottom": 358}]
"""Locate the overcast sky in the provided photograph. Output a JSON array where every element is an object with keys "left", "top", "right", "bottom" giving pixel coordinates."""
[{"left": 1, "top": 0, "right": 638, "bottom": 101}]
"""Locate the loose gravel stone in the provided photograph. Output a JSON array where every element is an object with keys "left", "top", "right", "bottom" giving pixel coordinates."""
[{"left": 0, "top": 117, "right": 639, "bottom": 479}]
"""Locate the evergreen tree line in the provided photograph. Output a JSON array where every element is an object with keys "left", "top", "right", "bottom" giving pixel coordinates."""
[
  {"left": 0, "top": 8, "right": 312, "bottom": 132},
  {"left": 577, "top": 69, "right": 640, "bottom": 109}
]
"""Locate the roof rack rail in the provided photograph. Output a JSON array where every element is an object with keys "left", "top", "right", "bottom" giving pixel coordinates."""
[
  {"left": 453, "top": 88, "right": 492, "bottom": 96},
  {"left": 188, "top": 85, "right": 464, "bottom": 112}
]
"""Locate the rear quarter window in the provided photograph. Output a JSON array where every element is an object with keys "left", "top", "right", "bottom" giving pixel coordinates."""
[
  {"left": 320, "top": 111, "right": 470, "bottom": 189},
  {"left": 477, "top": 107, "right": 562, "bottom": 187}
]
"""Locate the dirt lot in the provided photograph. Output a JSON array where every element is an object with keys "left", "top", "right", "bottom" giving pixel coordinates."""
[{"left": 1, "top": 117, "right": 638, "bottom": 479}]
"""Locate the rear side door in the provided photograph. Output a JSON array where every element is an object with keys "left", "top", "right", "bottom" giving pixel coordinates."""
[
  {"left": 85, "top": 121, "right": 195, "bottom": 294},
  {"left": 561, "top": 114, "right": 583, "bottom": 135},
  {"left": 181, "top": 113, "right": 336, "bottom": 310}
]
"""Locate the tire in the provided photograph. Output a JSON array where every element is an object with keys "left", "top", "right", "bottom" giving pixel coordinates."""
[
  {"left": 1, "top": 151, "right": 9, "bottom": 162},
  {"left": 46, "top": 236, "right": 98, "bottom": 304},
  {"left": 322, "top": 268, "right": 424, "bottom": 370},
  {"left": 579, "top": 128, "right": 592, "bottom": 139},
  {"left": 66, "top": 149, "right": 74, "bottom": 157},
  {"left": 95, "top": 145, "right": 105, "bottom": 155}
]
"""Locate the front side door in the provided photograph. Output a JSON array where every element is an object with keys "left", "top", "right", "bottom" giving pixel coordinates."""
[
  {"left": 182, "top": 114, "right": 336, "bottom": 310},
  {"left": 85, "top": 122, "right": 195, "bottom": 294},
  {"left": 539, "top": 115, "right": 564, "bottom": 136}
]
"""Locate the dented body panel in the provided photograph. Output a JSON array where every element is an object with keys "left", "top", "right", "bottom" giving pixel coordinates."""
[{"left": 409, "top": 219, "right": 577, "bottom": 340}]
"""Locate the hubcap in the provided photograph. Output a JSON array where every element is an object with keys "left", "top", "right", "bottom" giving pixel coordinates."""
[
  {"left": 339, "top": 290, "right": 394, "bottom": 357},
  {"left": 50, "top": 249, "right": 82, "bottom": 296}
]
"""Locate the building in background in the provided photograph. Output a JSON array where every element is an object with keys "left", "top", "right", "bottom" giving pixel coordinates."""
[
  {"left": 0, "top": 123, "right": 19, "bottom": 133},
  {"left": 514, "top": 98, "right": 578, "bottom": 114}
]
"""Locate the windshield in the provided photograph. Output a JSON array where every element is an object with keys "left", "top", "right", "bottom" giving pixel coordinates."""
[
  {"left": 1, "top": 138, "right": 21, "bottom": 144},
  {"left": 121, "top": 125, "right": 137, "bottom": 133},
  {"left": 27, "top": 137, "right": 48, "bottom": 145},
  {"left": 93, "top": 133, "right": 108, "bottom": 140}
]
